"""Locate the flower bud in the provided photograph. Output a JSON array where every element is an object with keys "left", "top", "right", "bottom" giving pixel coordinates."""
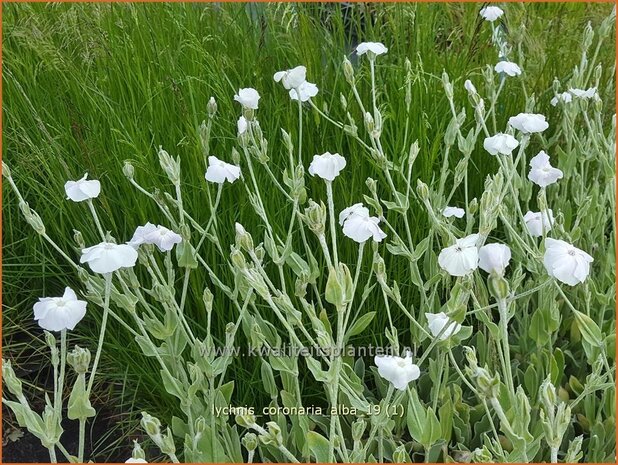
[
  {"left": 2, "top": 161, "right": 11, "bottom": 179},
  {"left": 235, "top": 412, "right": 257, "bottom": 429},
  {"left": 207, "top": 96, "right": 217, "bottom": 118},
  {"left": 141, "top": 412, "right": 162, "bottom": 441},
  {"left": 242, "top": 432, "right": 258, "bottom": 451},
  {"left": 130, "top": 441, "right": 146, "bottom": 461},
  {"left": 123, "top": 161, "right": 135, "bottom": 180},
  {"left": 230, "top": 248, "right": 247, "bottom": 270},
  {"left": 416, "top": 179, "right": 429, "bottom": 201},
  {"left": 343, "top": 56, "right": 355, "bottom": 84},
  {"left": 364, "top": 112, "right": 375, "bottom": 134},
  {"left": 488, "top": 275, "right": 510, "bottom": 301},
  {"left": 392, "top": 445, "right": 407, "bottom": 463},
  {"left": 67, "top": 346, "right": 91, "bottom": 375},
  {"left": 302, "top": 199, "right": 326, "bottom": 236},
  {"left": 202, "top": 288, "right": 214, "bottom": 314},
  {"left": 235, "top": 223, "right": 254, "bottom": 251},
  {"left": 19, "top": 201, "right": 46, "bottom": 235},
  {"left": 158, "top": 146, "right": 181, "bottom": 185},
  {"left": 339, "top": 93, "right": 348, "bottom": 110},
  {"left": 2, "top": 359, "right": 24, "bottom": 399},
  {"left": 352, "top": 419, "right": 367, "bottom": 444}
]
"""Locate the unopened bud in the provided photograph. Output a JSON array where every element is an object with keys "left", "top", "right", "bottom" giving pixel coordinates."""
[
  {"left": 123, "top": 161, "right": 135, "bottom": 180},
  {"left": 207, "top": 97, "right": 217, "bottom": 117}
]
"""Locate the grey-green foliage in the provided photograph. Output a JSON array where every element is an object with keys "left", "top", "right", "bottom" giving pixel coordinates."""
[{"left": 2, "top": 2, "right": 616, "bottom": 463}]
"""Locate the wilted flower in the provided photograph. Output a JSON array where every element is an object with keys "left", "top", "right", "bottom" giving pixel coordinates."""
[
  {"left": 273, "top": 66, "right": 307, "bottom": 90},
  {"left": 551, "top": 92, "right": 573, "bottom": 106},
  {"left": 569, "top": 87, "right": 598, "bottom": 99},
  {"left": 80, "top": 242, "right": 138, "bottom": 274},
  {"left": 237, "top": 116, "right": 248, "bottom": 135},
  {"left": 339, "top": 203, "right": 386, "bottom": 243},
  {"left": 205, "top": 156, "right": 241, "bottom": 184},
  {"left": 374, "top": 352, "right": 420, "bottom": 391},
  {"left": 478, "top": 243, "right": 511, "bottom": 275},
  {"left": 234, "top": 88, "right": 260, "bottom": 110},
  {"left": 425, "top": 312, "right": 462, "bottom": 340},
  {"left": 479, "top": 6, "right": 504, "bottom": 21},
  {"left": 289, "top": 82, "right": 319, "bottom": 102},
  {"left": 524, "top": 209, "right": 554, "bottom": 237},
  {"left": 33, "top": 287, "right": 87, "bottom": 332},
  {"left": 356, "top": 42, "right": 388, "bottom": 57},
  {"left": 64, "top": 174, "right": 101, "bottom": 202},
  {"left": 528, "top": 151, "right": 563, "bottom": 187},
  {"left": 308, "top": 152, "right": 347, "bottom": 181},
  {"left": 494, "top": 61, "right": 522, "bottom": 77},
  {"left": 128, "top": 223, "right": 157, "bottom": 248},
  {"left": 508, "top": 113, "right": 549, "bottom": 134},
  {"left": 543, "top": 238, "right": 593, "bottom": 286},
  {"left": 483, "top": 133, "right": 519, "bottom": 156},
  {"left": 438, "top": 234, "right": 480, "bottom": 277},
  {"left": 442, "top": 206, "right": 465, "bottom": 218}
]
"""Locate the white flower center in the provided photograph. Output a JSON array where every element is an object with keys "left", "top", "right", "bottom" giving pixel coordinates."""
[
  {"left": 567, "top": 249, "right": 576, "bottom": 256},
  {"left": 104, "top": 244, "right": 114, "bottom": 250},
  {"left": 455, "top": 246, "right": 463, "bottom": 252}
]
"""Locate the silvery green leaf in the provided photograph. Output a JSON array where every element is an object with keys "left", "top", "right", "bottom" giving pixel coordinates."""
[{"left": 67, "top": 375, "right": 96, "bottom": 420}]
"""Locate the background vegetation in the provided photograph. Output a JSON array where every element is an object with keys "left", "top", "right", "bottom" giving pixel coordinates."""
[{"left": 2, "top": 2, "right": 615, "bottom": 461}]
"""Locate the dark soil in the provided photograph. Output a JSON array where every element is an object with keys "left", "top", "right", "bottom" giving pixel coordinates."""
[
  {"left": 3, "top": 404, "right": 132, "bottom": 463},
  {"left": 2, "top": 343, "right": 134, "bottom": 463}
]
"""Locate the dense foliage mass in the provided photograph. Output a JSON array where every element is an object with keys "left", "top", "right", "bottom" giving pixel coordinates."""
[{"left": 2, "top": 3, "right": 616, "bottom": 463}]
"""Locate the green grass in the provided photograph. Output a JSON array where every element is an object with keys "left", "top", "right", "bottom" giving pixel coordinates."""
[{"left": 2, "top": 2, "right": 615, "bottom": 460}]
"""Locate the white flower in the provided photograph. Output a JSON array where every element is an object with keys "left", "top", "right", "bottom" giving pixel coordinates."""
[
  {"left": 569, "top": 87, "right": 598, "bottom": 100},
  {"left": 125, "top": 459, "right": 148, "bottom": 464},
  {"left": 508, "top": 113, "right": 549, "bottom": 134},
  {"left": 237, "top": 116, "right": 248, "bottom": 135},
  {"left": 129, "top": 224, "right": 182, "bottom": 252},
  {"left": 234, "top": 88, "right": 260, "bottom": 110},
  {"left": 483, "top": 133, "right": 519, "bottom": 156},
  {"left": 273, "top": 66, "right": 307, "bottom": 90},
  {"left": 145, "top": 226, "right": 182, "bottom": 252},
  {"left": 551, "top": 92, "right": 573, "bottom": 106},
  {"left": 464, "top": 80, "right": 477, "bottom": 95},
  {"left": 524, "top": 209, "right": 554, "bottom": 237},
  {"left": 205, "top": 156, "right": 241, "bottom": 184},
  {"left": 438, "top": 234, "right": 480, "bottom": 277},
  {"left": 128, "top": 222, "right": 157, "bottom": 248},
  {"left": 341, "top": 210, "right": 386, "bottom": 243},
  {"left": 64, "top": 174, "right": 101, "bottom": 202},
  {"left": 80, "top": 242, "right": 138, "bottom": 274},
  {"left": 356, "top": 42, "right": 388, "bottom": 57},
  {"left": 338, "top": 203, "right": 369, "bottom": 225},
  {"left": 425, "top": 312, "right": 462, "bottom": 340},
  {"left": 478, "top": 243, "right": 511, "bottom": 275},
  {"left": 33, "top": 287, "right": 87, "bottom": 332},
  {"left": 289, "top": 82, "right": 319, "bottom": 102},
  {"left": 494, "top": 61, "right": 522, "bottom": 77},
  {"left": 374, "top": 352, "right": 420, "bottom": 391},
  {"left": 442, "top": 206, "right": 465, "bottom": 219},
  {"left": 543, "top": 238, "right": 593, "bottom": 286},
  {"left": 528, "top": 151, "right": 563, "bottom": 187},
  {"left": 479, "top": 6, "right": 504, "bottom": 21},
  {"left": 308, "top": 152, "right": 347, "bottom": 181}
]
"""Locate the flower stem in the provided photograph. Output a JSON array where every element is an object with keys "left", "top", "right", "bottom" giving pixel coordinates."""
[
  {"left": 498, "top": 298, "right": 516, "bottom": 398},
  {"left": 87, "top": 272, "right": 111, "bottom": 395},
  {"left": 325, "top": 181, "right": 339, "bottom": 266},
  {"left": 87, "top": 199, "right": 106, "bottom": 240}
]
